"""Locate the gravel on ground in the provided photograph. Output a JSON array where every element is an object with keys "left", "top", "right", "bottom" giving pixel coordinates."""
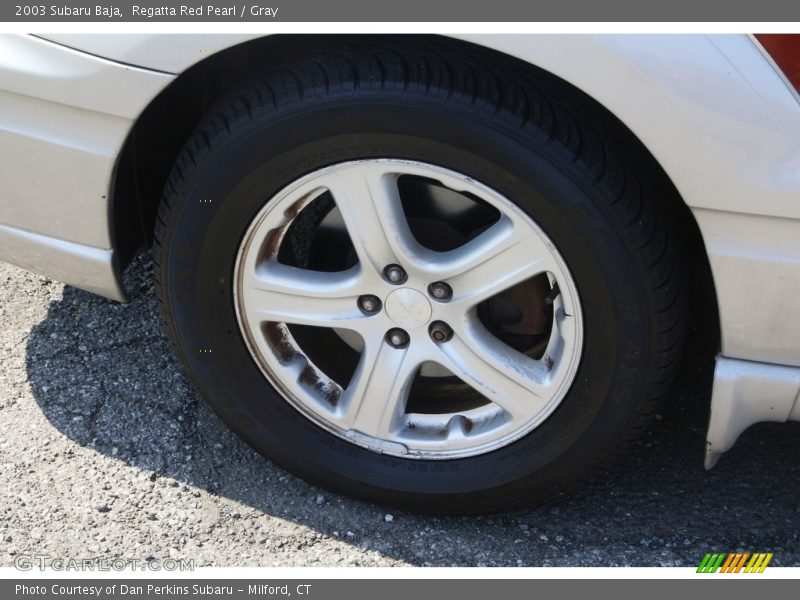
[{"left": 1, "top": 254, "right": 798, "bottom": 567}]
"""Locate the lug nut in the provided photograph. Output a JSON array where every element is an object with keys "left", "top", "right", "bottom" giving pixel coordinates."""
[
  {"left": 386, "top": 328, "right": 410, "bottom": 348},
  {"left": 383, "top": 264, "right": 407, "bottom": 284},
  {"left": 358, "top": 294, "right": 382, "bottom": 314},
  {"left": 429, "top": 321, "right": 454, "bottom": 343},
  {"left": 428, "top": 281, "right": 452, "bottom": 301}
]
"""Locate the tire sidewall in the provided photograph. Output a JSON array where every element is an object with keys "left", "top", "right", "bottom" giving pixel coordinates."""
[{"left": 161, "top": 97, "right": 651, "bottom": 509}]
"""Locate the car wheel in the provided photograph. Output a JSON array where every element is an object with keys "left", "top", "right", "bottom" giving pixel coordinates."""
[{"left": 155, "top": 40, "right": 685, "bottom": 512}]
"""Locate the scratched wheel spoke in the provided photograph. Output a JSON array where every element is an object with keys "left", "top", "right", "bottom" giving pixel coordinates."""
[{"left": 234, "top": 159, "right": 583, "bottom": 459}]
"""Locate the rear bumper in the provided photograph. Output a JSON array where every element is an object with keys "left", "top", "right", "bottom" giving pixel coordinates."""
[{"left": 0, "top": 34, "right": 172, "bottom": 300}]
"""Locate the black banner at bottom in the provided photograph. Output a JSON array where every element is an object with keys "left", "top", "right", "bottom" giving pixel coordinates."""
[{"left": 1, "top": 579, "right": 790, "bottom": 600}]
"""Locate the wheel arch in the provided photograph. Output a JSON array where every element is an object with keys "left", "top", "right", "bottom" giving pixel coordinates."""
[{"left": 110, "top": 34, "right": 714, "bottom": 325}]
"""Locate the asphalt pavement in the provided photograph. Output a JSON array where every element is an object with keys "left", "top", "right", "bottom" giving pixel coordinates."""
[{"left": 1, "top": 253, "right": 798, "bottom": 567}]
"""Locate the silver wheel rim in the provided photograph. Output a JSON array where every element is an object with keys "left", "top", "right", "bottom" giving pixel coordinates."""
[{"left": 234, "top": 159, "right": 583, "bottom": 459}]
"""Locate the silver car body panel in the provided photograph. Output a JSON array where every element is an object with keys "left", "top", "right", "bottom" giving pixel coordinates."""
[
  {"left": 0, "top": 34, "right": 173, "bottom": 301},
  {"left": 705, "top": 357, "right": 800, "bottom": 469},
  {"left": 0, "top": 221, "right": 122, "bottom": 299},
  {"left": 2, "top": 33, "right": 799, "bottom": 462}
]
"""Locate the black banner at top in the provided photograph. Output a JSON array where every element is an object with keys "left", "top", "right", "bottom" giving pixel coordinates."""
[{"left": 3, "top": 0, "right": 800, "bottom": 22}]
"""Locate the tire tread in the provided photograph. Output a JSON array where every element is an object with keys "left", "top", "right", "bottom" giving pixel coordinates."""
[{"left": 155, "top": 38, "right": 687, "bottom": 511}]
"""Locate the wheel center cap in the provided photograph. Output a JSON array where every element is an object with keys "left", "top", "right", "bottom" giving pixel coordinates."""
[{"left": 384, "top": 288, "right": 432, "bottom": 329}]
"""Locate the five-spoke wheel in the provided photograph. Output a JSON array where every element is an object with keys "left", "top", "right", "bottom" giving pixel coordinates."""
[
  {"left": 157, "top": 41, "right": 684, "bottom": 511},
  {"left": 234, "top": 160, "right": 583, "bottom": 458}
]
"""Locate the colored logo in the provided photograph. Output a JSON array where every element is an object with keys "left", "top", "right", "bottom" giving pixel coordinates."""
[{"left": 697, "top": 552, "right": 773, "bottom": 573}]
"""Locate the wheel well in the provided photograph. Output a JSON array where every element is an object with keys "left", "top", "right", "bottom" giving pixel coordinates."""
[{"left": 111, "top": 34, "right": 714, "bottom": 311}]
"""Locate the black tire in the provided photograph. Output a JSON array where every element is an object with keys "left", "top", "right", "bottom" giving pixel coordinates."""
[{"left": 155, "top": 38, "right": 685, "bottom": 513}]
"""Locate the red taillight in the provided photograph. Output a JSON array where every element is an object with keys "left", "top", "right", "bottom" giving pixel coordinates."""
[{"left": 755, "top": 34, "right": 800, "bottom": 94}]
